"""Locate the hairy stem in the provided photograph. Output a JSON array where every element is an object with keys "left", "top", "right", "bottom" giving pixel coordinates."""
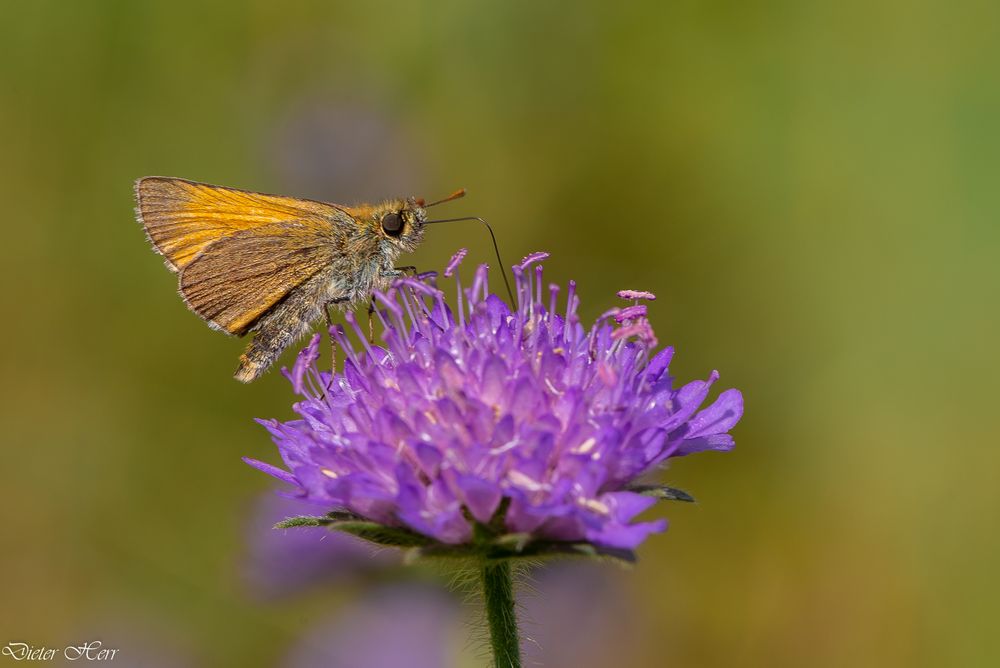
[{"left": 481, "top": 559, "right": 521, "bottom": 668}]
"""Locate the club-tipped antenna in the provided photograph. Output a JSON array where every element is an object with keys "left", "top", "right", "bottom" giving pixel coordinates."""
[
  {"left": 421, "top": 188, "right": 467, "bottom": 208},
  {"left": 423, "top": 216, "right": 516, "bottom": 305}
]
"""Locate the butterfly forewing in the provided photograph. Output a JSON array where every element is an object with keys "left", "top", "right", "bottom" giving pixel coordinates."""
[{"left": 135, "top": 177, "right": 344, "bottom": 271}]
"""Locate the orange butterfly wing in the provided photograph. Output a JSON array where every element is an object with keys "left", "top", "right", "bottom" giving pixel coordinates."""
[
  {"left": 135, "top": 176, "right": 344, "bottom": 271},
  {"left": 178, "top": 223, "right": 338, "bottom": 335},
  {"left": 135, "top": 177, "right": 359, "bottom": 335}
]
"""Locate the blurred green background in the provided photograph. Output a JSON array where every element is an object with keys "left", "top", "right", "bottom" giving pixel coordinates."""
[{"left": 2, "top": 1, "right": 998, "bottom": 666}]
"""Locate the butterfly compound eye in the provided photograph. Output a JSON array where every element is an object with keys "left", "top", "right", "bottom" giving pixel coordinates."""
[{"left": 381, "top": 212, "right": 404, "bottom": 237}]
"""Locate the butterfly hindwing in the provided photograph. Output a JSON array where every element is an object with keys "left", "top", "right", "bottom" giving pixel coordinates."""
[{"left": 178, "top": 223, "right": 337, "bottom": 335}]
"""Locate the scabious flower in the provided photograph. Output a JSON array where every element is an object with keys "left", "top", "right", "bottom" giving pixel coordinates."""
[{"left": 246, "top": 250, "right": 742, "bottom": 559}]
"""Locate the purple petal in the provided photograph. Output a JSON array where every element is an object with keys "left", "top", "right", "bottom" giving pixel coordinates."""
[
  {"left": 661, "top": 371, "right": 720, "bottom": 432},
  {"left": 676, "top": 433, "right": 736, "bottom": 455},
  {"left": 585, "top": 519, "right": 667, "bottom": 549},
  {"left": 444, "top": 248, "right": 468, "bottom": 277},
  {"left": 243, "top": 457, "right": 297, "bottom": 486},
  {"left": 518, "top": 251, "right": 550, "bottom": 269},
  {"left": 289, "top": 334, "right": 322, "bottom": 395},
  {"left": 685, "top": 388, "right": 744, "bottom": 438},
  {"left": 617, "top": 289, "right": 656, "bottom": 301},
  {"left": 602, "top": 491, "right": 658, "bottom": 522},
  {"left": 455, "top": 474, "right": 502, "bottom": 523},
  {"left": 613, "top": 305, "right": 647, "bottom": 322}
]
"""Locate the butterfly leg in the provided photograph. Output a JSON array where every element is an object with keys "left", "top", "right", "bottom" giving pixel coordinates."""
[
  {"left": 323, "top": 296, "right": 350, "bottom": 326},
  {"left": 395, "top": 265, "right": 418, "bottom": 276},
  {"left": 367, "top": 298, "right": 376, "bottom": 343},
  {"left": 323, "top": 296, "right": 350, "bottom": 372}
]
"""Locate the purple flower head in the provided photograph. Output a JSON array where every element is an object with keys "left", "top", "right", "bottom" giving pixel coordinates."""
[{"left": 247, "top": 250, "right": 742, "bottom": 558}]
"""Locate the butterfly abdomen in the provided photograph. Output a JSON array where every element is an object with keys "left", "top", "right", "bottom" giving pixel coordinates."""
[{"left": 234, "top": 270, "right": 333, "bottom": 382}]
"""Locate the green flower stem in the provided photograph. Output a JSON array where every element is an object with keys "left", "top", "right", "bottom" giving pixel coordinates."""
[{"left": 481, "top": 559, "right": 521, "bottom": 668}]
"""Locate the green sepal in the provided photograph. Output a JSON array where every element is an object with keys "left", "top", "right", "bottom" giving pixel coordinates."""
[
  {"left": 327, "top": 520, "right": 433, "bottom": 548},
  {"left": 404, "top": 543, "right": 473, "bottom": 562},
  {"left": 497, "top": 539, "right": 637, "bottom": 564},
  {"left": 559, "top": 542, "right": 637, "bottom": 564},
  {"left": 273, "top": 509, "right": 366, "bottom": 529},
  {"left": 492, "top": 532, "right": 532, "bottom": 553},
  {"left": 389, "top": 533, "right": 640, "bottom": 566},
  {"left": 273, "top": 515, "right": 328, "bottom": 529},
  {"left": 626, "top": 484, "right": 695, "bottom": 502},
  {"left": 486, "top": 497, "right": 512, "bottom": 534}
]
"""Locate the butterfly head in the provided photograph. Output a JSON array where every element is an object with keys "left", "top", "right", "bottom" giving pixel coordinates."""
[
  {"left": 367, "top": 189, "right": 467, "bottom": 254},
  {"left": 368, "top": 198, "right": 428, "bottom": 253}
]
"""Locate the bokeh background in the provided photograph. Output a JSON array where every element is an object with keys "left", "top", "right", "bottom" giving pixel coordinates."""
[{"left": 1, "top": 1, "right": 998, "bottom": 666}]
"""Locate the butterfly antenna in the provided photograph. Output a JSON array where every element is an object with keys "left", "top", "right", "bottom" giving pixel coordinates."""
[
  {"left": 423, "top": 216, "right": 516, "bottom": 305},
  {"left": 422, "top": 188, "right": 466, "bottom": 208}
]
